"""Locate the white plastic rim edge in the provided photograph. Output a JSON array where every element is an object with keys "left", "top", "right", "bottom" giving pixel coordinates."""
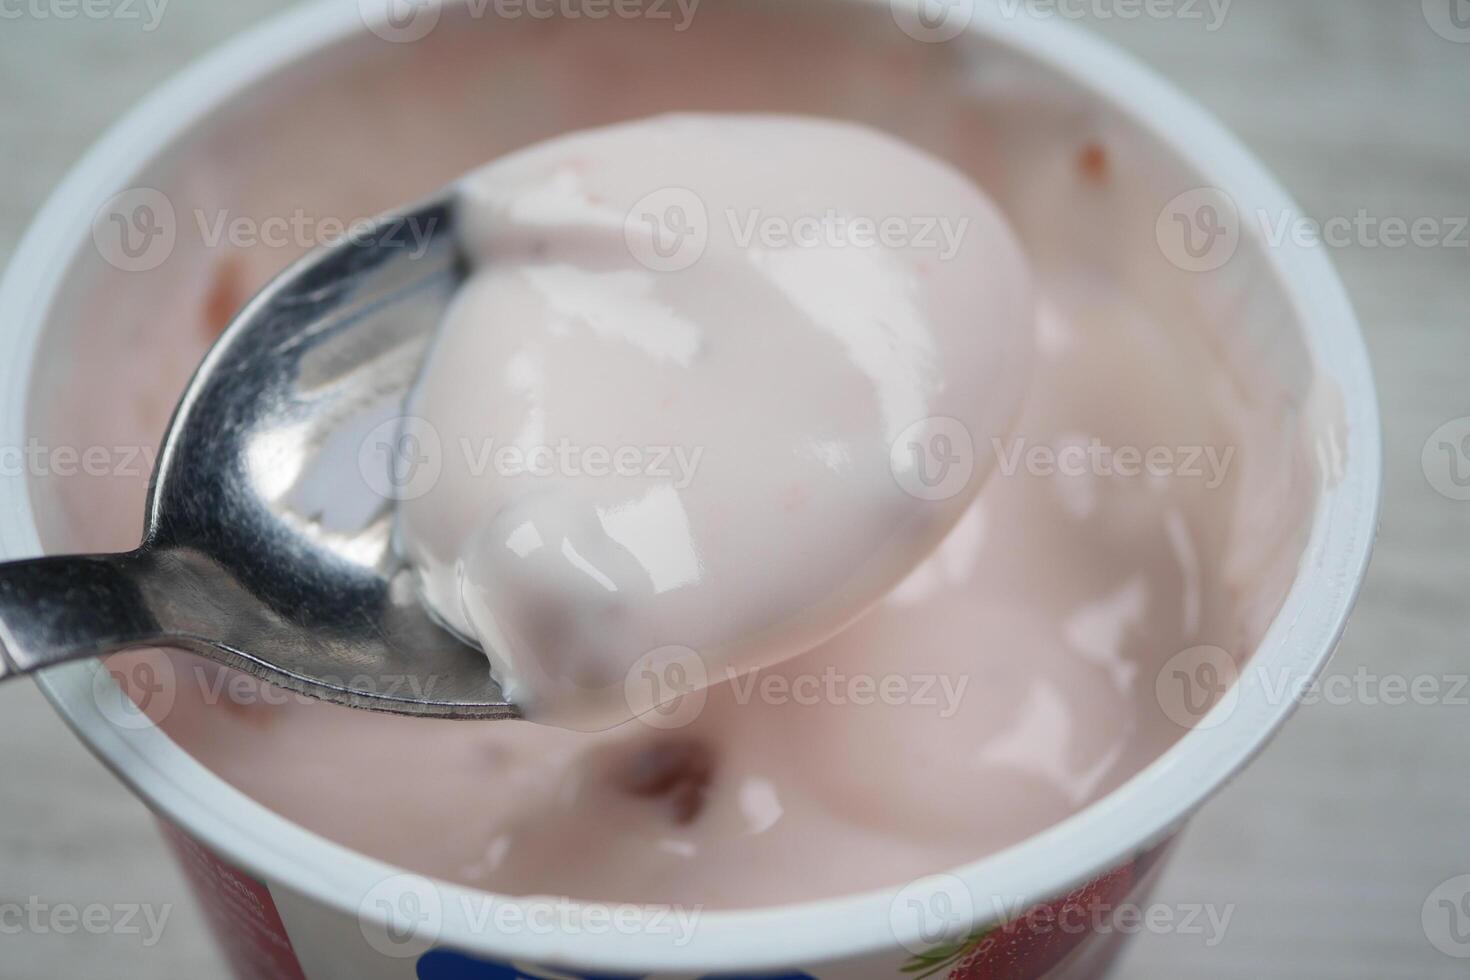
[{"left": 0, "top": 0, "right": 1381, "bottom": 971}]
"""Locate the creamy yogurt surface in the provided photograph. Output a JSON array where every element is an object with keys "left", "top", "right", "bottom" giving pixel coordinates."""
[
  {"left": 132, "top": 265, "right": 1311, "bottom": 907},
  {"left": 396, "top": 115, "right": 1034, "bottom": 729}
]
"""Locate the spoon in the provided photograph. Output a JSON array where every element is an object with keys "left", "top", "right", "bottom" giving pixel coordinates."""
[{"left": 0, "top": 194, "right": 519, "bottom": 719}]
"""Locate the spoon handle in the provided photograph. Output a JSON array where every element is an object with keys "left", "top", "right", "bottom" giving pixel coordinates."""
[{"left": 0, "top": 551, "right": 166, "bottom": 680}]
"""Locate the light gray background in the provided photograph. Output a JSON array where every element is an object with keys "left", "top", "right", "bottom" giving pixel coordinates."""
[{"left": 0, "top": 2, "right": 1466, "bottom": 977}]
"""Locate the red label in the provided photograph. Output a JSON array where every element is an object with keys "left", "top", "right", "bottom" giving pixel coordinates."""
[{"left": 158, "top": 819, "right": 308, "bottom": 980}]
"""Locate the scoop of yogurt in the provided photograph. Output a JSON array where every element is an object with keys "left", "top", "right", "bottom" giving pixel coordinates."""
[{"left": 395, "top": 114, "right": 1034, "bottom": 729}]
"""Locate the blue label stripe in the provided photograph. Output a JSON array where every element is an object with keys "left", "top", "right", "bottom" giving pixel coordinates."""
[{"left": 416, "top": 949, "right": 817, "bottom": 980}]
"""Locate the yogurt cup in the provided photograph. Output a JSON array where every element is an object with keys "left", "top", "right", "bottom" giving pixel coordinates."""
[{"left": 0, "top": 0, "right": 1379, "bottom": 978}]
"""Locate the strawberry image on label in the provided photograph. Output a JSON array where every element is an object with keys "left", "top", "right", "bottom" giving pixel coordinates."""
[{"left": 900, "top": 863, "right": 1139, "bottom": 980}]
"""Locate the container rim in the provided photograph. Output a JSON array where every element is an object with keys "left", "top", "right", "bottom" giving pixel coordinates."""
[{"left": 0, "top": 0, "right": 1380, "bottom": 971}]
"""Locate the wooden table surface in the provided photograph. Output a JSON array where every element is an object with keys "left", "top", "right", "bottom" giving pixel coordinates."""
[{"left": 1, "top": 2, "right": 1465, "bottom": 977}]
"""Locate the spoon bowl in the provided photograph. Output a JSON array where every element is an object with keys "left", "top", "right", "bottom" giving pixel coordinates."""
[{"left": 0, "top": 194, "right": 518, "bottom": 719}]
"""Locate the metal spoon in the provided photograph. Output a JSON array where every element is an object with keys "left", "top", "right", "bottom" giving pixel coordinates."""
[{"left": 0, "top": 194, "right": 519, "bottom": 719}]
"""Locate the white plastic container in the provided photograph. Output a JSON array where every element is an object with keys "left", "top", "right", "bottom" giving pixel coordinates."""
[{"left": 0, "top": 1, "right": 1379, "bottom": 977}]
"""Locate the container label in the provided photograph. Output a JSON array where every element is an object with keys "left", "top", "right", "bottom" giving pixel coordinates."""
[
  {"left": 158, "top": 819, "right": 308, "bottom": 980},
  {"left": 416, "top": 951, "right": 815, "bottom": 980}
]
